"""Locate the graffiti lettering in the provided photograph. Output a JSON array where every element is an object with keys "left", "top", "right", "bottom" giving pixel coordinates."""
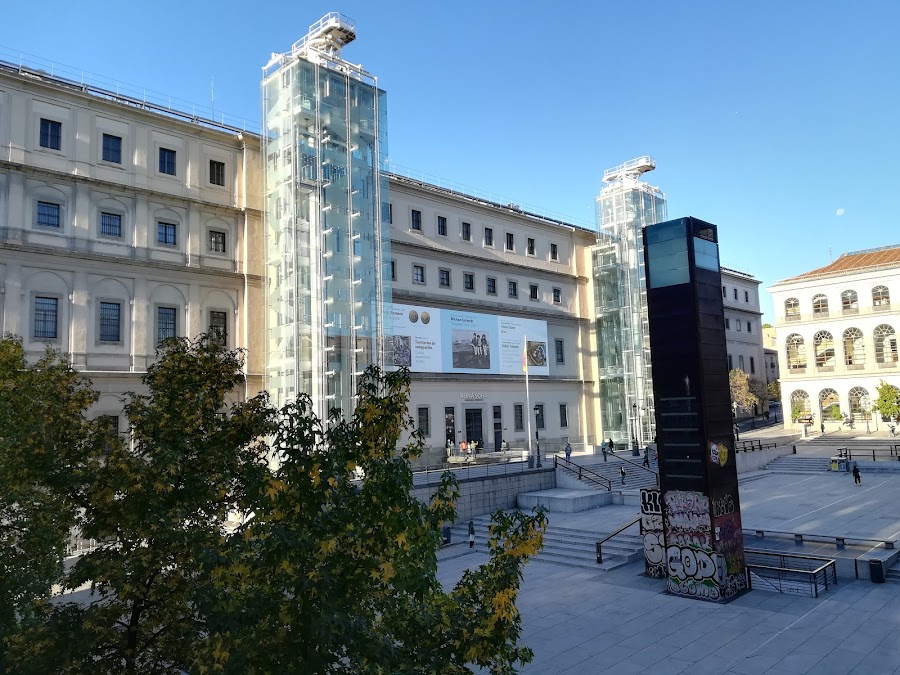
[
  {"left": 644, "top": 532, "right": 664, "bottom": 565},
  {"left": 667, "top": 531, "right": 709, "bottom": 548},
  {"left": 666, "top": 545, "right": 719, "bottom": 582},
  {"left": 641, "top": 513, "right": 663, "bottom": 532},
  {"left": 711, "top": 495, "right": 735, "bottom": 518},
  {"left": 640, "top": 488, "right": 661, "bottom": 515},
  {"left": 668, "top": 578, "right": 721, "bottom": 601}
]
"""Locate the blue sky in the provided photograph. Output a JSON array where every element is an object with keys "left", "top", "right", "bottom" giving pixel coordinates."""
[{"left": 4, "top": 1, "right": 898, "bottom": 321}]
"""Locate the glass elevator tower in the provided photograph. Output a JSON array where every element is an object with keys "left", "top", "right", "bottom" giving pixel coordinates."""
[
  {"left": 262, "top": 13, "right": 390, "bottom": 420},
  {"left": 592, "top": 157, "right": 666, "bottom": 447}
]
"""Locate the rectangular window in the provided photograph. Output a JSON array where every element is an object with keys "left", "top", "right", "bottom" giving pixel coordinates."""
[
  {"left": 747, "top": 321, "right": 751, "bottom": 333},
  {"left": 508, "top": 280, "right": 518, "bottom": 298},
  {"left": 37, "top": 201, "right": 60, "bottom": 228},
  {"left": 529, "top": 284, "right": 539, "bottom": 300},
  {"left": 157, "top": 221, "right": 177, "bottom": 246},
  {"left": 559, "top": 403, "right": 568, "bottom": 428},
  {"left": 527, "top": 238, "right": 535, "bottom": 255},
  {"left": 555, "top": 338, "right": 564, "bottom": 364},
  {"left": 750, "top": 356, "right": 756, "bottom": 374},
  {"left": 100, "top": 212, "right": 122, "bottom": 238},
  {"left": 733, "top": 288, "right": 738, "bottom": 300},
  {"left": 737, "top": 321, "right": 742, "bottom": 332},
  {"left": 411, "top": 209, "right": 422, "bottom": 231},
  {"left": 39, "top": 118, "right": 61, "bottom": 150},
  {"left": 417, "top": 407, "right": 430, "bottom": 437},
  {"left": 725, "top": 318, "right": 730, "bottom": 330},
  {"left": 210, "top": 160, "right": 225, "bottom": 186},
  {"left": 98, "top": 415, "right": 119, "bottom": 453},
  {"left": 208, "top": 230, "right": 226, "bottom": 253},
  {"left": 484, "top": 227, "right": 493, "bottom": 247},
  {"left": 102, "top": 133, "right": 122, "bottom": 163},
  {"left": 463, "top": 273, "right": 474, "bottom": 291},
  {"left": 439, "top": 268, "right": 451, "bottom": 288},
  {"left": 535, "top": 404, "right": 545, "bottom": 430},
  {"left": 413, "top": 264, "right": 425, "bottom": 284},
  {"left": 728, "top": 354, "right": 733, "bottom": 370},
  {"left": 437, "top": 215, "right": 447, "bottom": 236},
  {"left": 157, "top": 306, "right": 177, "bottom": 344},
  {"left": 514, "top": 404, "right": 524, "bottom": 432},
  {"left": 739, "top": 355, "right": 745, "bottom": 371},
  {"left": 389, "top": 203, "right": 393, "bottom": 224},
  {"left": 461, "top": 222, "right": 471, "bottom": 241},
  {"left": 209, "top": 310, "right": 227, "bottom": 346},
  {"left": 390, "top": 259, "right": 396, "bottom": 281},
  {"left": 486, "top": 277, "right": 496, "bottom": 295},
  {"left": 159, "top": 147, "right": 176, "bottom": 175},
  {"left": 550, "top": 243, "right": 558, "bottom": 261},
  {"left": 744, "top": 290, "right": 749, "bottom": 302},
  {"left": 505, "top": 232, "right": 514, "bottom": 251},
  {"left": 722, "top": 286, "right": 727, "bottom": 298},
  {"left": 34, "top": 296, "right": 58, "bottom": 339},
  {"left": 553, "top": 287, "right": 561, "bottom": 304},
  {"left": 99, "top": 302, "right": 121, "bottom": 343}
]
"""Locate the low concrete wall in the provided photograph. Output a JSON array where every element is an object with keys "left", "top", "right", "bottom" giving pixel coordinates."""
[
  {"left": 410, "top": 468, "right": 556, "bottom": 522},
  {"left": 736, "top": 445, "right": 793, "bottom": 473},
  {"left": 518, "top": 488, "right": 613, "bottom": 513}
]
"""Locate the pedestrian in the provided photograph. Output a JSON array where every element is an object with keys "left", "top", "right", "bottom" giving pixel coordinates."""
[
  {"left": 620, "top": 465, "right": 626, "bottom": 486},
  {"left": 821, "top": 421, "right": 825, "bottom": 435},
  {"left": 733, "top": 424, "right": 740, "bottom": 441},
  {"left": 468, "top": 520, "right": 475, "bottom": 548},
  {"left": 600, "top": 439, "right": 608, "bottom": 462},
  {"left": 852, "top": 464, "right": 861, "bottom": 486},
  {"left": 890, "top": 425, "right": 896, "bottom": 438},
  {"left": 642, "top": 448, "right": 650, "bottom": 469},
  {"left": 446, "top": 438, "right": 452, "bottom": 459},
  {"left": 565, "top": 442, "right": 572, "bottom": 462}
]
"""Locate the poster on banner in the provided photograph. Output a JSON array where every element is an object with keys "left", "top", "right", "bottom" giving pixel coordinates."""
[{"left": 385, "top": 303, "right": 548, "bottom": 375}]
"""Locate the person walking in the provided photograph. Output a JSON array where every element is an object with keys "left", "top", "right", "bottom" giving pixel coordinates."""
[
  {"left": 446, "top": 438, "right": 452, "bottom": 460},
  {"left": 600, "top": 439, "right": 608, "bottom": 462},
  {"left": 620, "top": 465, "right": 627, "bottom": 486},
  {"left": 733, "top": 424, "right": 740, "bottom": 441},
  {"left": 642, "top": 448, "right": 650, "bottom": 469},
  {"left": 852, "top": 464, "right": 861, "bottom": 486},
  {"left": 821, "top": 421, "right": 825, "bottom": 435},
  {"left": 468, "top": 520, "right": 476, "bottom": 549},
  {"left": 565, "top": 442, "right": 572, "bottom": 462}
]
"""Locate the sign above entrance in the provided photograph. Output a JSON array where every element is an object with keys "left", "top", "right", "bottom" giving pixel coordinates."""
[{"left": 460, "top": 392, "right": 487, "bottom": 400}]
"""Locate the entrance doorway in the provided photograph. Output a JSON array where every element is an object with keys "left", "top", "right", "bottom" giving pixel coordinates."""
[
  {"left": 464, "top": 408, "right": 483, "bottom": 449},
  {"left": 444, "top": 407, "right": 456, "bottom": 447},
  {"left": 493, "top": 405, "right": 502, "bottom": 452}
]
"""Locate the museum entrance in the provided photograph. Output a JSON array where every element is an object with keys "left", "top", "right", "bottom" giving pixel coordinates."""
[{"left": 464, "top": 408, "right": 483, "bottom": 449}]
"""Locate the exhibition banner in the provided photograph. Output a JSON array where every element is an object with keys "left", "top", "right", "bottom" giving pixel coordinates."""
[{"left": 386, "top": 303, "right": 549, "bottom": 376}]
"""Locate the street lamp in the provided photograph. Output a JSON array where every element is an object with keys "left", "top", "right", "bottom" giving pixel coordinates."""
[
  {"left": 533, "top": 405, "right": 542, "bottom": 468},
  {"left": 631, "top": 403, "right": 639, "bottom": 455},
  {"left": 863, "top": 398, "right": 871, "bottom": 434}
]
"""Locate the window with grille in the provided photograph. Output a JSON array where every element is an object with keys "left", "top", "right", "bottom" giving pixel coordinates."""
[
  {"left": 157, "top": 222, "right": 177, "bottom": 246},
  {"left": 462, "top": 222, "right": 471, "bottom": 241},
  {"left": 157, "top": 306, "right": 177, "bottom": 344},
  {"left": 39, "top": 118, "right": 61, "bottom": 150},
  {"left": 100, "top": 212, "right": 122, "bottom": 237},
  {"left": 555, "top": 338, "right": 564, "bottom": 364},
  {"left": 514, "top": 404, "right": 524, "bottom": 431},
  {"left": 209, "top": 311, "right": 227, "bottom": 346},
  {"left": 486, "top": 277, "right": 496, "bottom": 295},
  {"left": 873, "top": 286, "right": 891, "bottom": 309},
  {"left": 508, "top": 280, "right": 518, "bottom": 298},
  {"left": 553, "top": 288, "right": 561, "bottom": 304},
  {"left": 99, "top": 302, "right": 121, "bottom": 343},
  {"left": 413, "top": 265, "right": 425, "bottom": 284},
  {"left": 439, "top": 269, "right": 451, "bottom": 288},
  {"left": 208, "top": 230, "right": 226, "bottom": 253},
  {"left": 437, "top": 216, "right": 447, "bottom": 236},
  {"left": 37, "top": 201, "right": 60, "bottom": 227},
  {"left": 159, "top": 148, "right": 176, "bottom": 175},
  {"left": 102, "top": 134, "right": 122, "bottom": 163},
  {"left": 97, "top": 415, "right": 119, "bottom": 454},
  {"left": 34, "top": 296, "right": 58, "bottom": 339},
  {"left": 210, "top": 160, "right": 225, "bottom": 186},
  {"left": 784, "top": 298, "right": 800, "bottom": 321},
  {"left": 484, "top": 227, "right": 493, "bottom": 246},
  {"left": 841, "top": 289, "right": 859, "bottom": 314},
  {"left": 463, "top": 273, "right": 474, "bottom": 291},
  {"left": 529, "top": 284, "right": 539, "bottom": 300}
]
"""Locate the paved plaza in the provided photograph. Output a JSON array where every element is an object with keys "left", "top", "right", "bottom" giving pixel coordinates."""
[{"left": 437, "top": 452, "right": 900, "bottom": 674}]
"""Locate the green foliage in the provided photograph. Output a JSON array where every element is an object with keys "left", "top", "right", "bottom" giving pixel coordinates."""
[
  {"left": 791, "top": 400, "right": 806, "bottom": 422},
  {"left": 3, "top": 337, "right": 546, "bottom": 675},
  {"left": 830, "top": 405, "right": 845, "bottom": 422},
  {"left": 0, "top": 335, "right": 106, "bottom": 669},
  {"left": 748, "top": 378, "right": 769, "bottom": 409},
  {"left": 761, "top": 323, "right": 772, "bottom": 329},
  {"left": 873, "top": 379, "right": 900, "bottom": 422},
  {"left": 767, "top": 379, "right": 781, "bottom": 402},
  {"left": 729, "top": 369, "right": 758, "bottom": 412}
]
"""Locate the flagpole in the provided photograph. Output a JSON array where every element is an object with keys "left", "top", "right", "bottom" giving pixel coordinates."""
[{"left": 524, "top": 334, "right": 533, "bottom": 466}]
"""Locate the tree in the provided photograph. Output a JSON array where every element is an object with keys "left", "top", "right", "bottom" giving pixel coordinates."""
[
  {"left": 767, "top": 379, "right": 781, "bottom": 402},
  {"left": 873, "top": 379, "right": 900, "bottom": 422},
  {"left": 790, "top": 400, "right": 805, "bottom": 423},
  {"left": 0, "top": 335, "right": 106, "bottom": 670},
  {"left": 749, "top": 378, "right": 769, "bottom": 411},
  {"left": 830, "top": 405, "right": 845, "bottom": 423},
  {"left": 729, "top": 369, "right": 758, "bottom": 414},
  {"left": 761, "top": 323, "right": 772, "bottom": 329},
  {"left": 6, "top": 335, "right": 277, "bottom": 674},
  {"left": 192, "top": 367, "right": 546, "bottom": 674}
]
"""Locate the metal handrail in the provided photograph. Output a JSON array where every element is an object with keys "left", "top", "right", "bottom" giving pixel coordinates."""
[
  {"left": 611, "top": 451, "right": 658, "bottom": 476},
  {"left": 744, "top": 551, "right": 837, "bottom": 598},
  {"left": 553, "top": 455, "right": 612, "bottom": 491},
  {"left": 839, "top": 445, "right": 900, "bottom": 462},
  {"left": 595, "top": 516, "right": 640, "bottom": 564},
  {"left": 735, "top": 439, "right": 777, "bottom": 452},
  {"left": 745, "top": 528, "right": 896, "bottom": 550}
]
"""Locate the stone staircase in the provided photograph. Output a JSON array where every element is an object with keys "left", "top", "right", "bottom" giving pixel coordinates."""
[
  {"left": 886, "top": 563, "right": 900, "bottom": 584},
  {"left": 570, "top": 454, "right": 659, "bottom": 491},
  {"left": 764, "top": 456, "right": 833, "bottom": 474},
  {"left": 449, "top": 515, "right": 644, "bottom": 571}
]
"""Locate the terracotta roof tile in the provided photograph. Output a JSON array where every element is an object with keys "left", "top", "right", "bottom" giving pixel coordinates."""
[{"left": 783, "top": 245, "right": 900, "bottom": 282}]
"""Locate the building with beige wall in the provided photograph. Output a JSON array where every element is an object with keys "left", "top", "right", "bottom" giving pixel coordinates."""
[
  {"left": 387, "top": 174, "right": 600, "bottom": 463},
  {"left": 769, "top": 245, "right": 900, "bottom": 428},
  {"left": 721, "top": 267, "right": 766, "bottom": 392},
  {"left": 0, "top": 62, "right": 263, "bottom": 431}
]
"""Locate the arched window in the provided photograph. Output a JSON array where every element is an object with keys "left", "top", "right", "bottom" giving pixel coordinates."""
[
  {"left": 813, "top": 331, "right": 834, "bottom": 369},
  {"left": 873, "top": 285, "right": 891, "bottom": 310},
  {"left": 785, "top": 297, "right": 800, "bottom": 321},
  {"left": 848, "top": 386, "right": 869, "bottom": 419},
  {"left": 812, "top": 294, "right": 829, "bottom": 317},
  {"left": 841, "top": 289, "right": 858, "bottom": 315},
  {"left": 874, "top": 324, "right": 898, "bottom": 365},
  {"left": 786, "top": 334, "right": 806, "bottom": 370},
  {"left": 819, "top": 388, "right": 840, "bottom": 421},
  {"left": 843, "top": 327, "right": 865, "bottom": 368},
  {"left": 790, "top": 390, "right": 811, "bottom": 420}
]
